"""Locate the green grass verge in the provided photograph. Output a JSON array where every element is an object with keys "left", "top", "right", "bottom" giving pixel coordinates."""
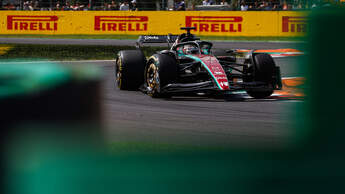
[
  {"left": 0, "top": 44, "right": 164, "bottom": 60},
  {"left": 0, "top": 34, "right": 305, "bottom": 42}
]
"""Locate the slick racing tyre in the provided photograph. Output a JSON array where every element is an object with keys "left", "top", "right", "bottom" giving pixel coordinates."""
[
  {"left": 145, "top": 54, "right": 178, "bottom": 98},
  {"left": 253, "top": 53, "right": 276, "bottom": 82},
  {"left": 115, "top": 50, "right": 146, "bottom": 90},
  {"left": 246, "top": 53, "right": 275, "bottom": 99}
]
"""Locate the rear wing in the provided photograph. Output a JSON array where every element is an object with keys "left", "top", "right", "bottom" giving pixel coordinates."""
[{"left": 136, "top": 35, "right": 178, "bottom": 48}]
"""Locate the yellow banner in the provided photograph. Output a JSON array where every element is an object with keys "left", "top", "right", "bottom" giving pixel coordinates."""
[{"left": 0, "top": 11, "right": 307, "bottom": 36}]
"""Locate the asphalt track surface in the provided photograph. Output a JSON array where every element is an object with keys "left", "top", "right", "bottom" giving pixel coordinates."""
[
  {"left": 0, "top": 38, "right": 304, "bottom": 148},
  {"left": 62, "top": 55, "right": 303, "bottom": 148}
]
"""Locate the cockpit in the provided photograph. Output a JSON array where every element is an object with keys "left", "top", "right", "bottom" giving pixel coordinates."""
[{"left": 173, "top": 41, "right": 213, "bottom": 56}]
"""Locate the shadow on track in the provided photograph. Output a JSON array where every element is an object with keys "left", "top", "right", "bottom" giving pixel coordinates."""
[{"left": 161, "top": 93, "right": 304, "bottom": 102}]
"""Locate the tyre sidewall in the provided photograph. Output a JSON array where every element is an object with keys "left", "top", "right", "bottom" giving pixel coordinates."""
[
  {"left": 246, "top": 53, "right": 276, "bottom": 98},
  {"left": 145, "top": 54, "right": 177, "bottom": 97},
  {"left": 253, "top": 53, "right": 275, "bottom": 82},
  {"left": 116, "top": 50, "right": 146, "bottom": 90}
]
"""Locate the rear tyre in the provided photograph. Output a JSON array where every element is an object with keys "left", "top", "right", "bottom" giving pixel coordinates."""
[
  {"left": 145, "top": 54, "right": 178, "bottom": 98},
  {"left": 253, "top": 53, "right": 275, "bottom": 82},
  {"left": 115, "top": 50, "right": 146, "bottom": 90},
  {"left": 246, "top": 53, "right": 275, "bottom": 99}
]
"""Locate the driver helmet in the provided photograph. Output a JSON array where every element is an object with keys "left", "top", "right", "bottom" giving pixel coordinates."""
[
  {"left": 201, "top": 48, "right": 209, "bottom": 55},
  {"left": 183, "top": 44, "right": 199, "bottom": 54}
]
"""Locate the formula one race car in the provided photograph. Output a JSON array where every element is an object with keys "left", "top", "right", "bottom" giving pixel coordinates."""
[{"left": 115, "top": 27, "right": 282, "bottom": 98}]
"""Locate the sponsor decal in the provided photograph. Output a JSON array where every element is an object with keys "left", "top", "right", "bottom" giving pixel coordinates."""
[
  {"left": 185, "top": 54, "right": 230, "bottom": 90},
  {"left": 211, "top": 66, "right": 224, "bottom": 75},
  {"left": 196, "top": 55, "right": 229, "bottom": 90},
  {"left": 94, "top": 16, "right": 148, "bottom": 32},
  {"left": 282, "top": 16, "right": 307, "bottom": 33},
  {"left": 7, "top": 15, "right": 58, "bottom": 31},
  {"left": 216, "top": 76, "right": 228, "bottom": 80},
  {"left": 185, "top": 16, "right": 242, "bottom": 33},
  {"left": 143, "top": 36, "right": 159, "bottom": 40}
]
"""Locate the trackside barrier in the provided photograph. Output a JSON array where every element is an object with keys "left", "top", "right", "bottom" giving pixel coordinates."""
[{"left": 0, "top": 11, "right": 307, "bottom": 36}]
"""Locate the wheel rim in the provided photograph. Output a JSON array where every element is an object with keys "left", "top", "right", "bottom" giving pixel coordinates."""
[
  {"left": 146, "top": 63, "right": 159, "bottom": 94},
  {"left": 115, "top": 57, "right": 122, "bottom": 88}
]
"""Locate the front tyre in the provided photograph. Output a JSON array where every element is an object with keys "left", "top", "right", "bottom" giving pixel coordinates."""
[
  {"left": 246, "top": 53, "right": 275, "bottom": 99},
  {"left": 145, "top": 54, "right": 177, "bottom": 98},
  {"left": 115, "top": 50, "right": 146, "bottom": 90}
]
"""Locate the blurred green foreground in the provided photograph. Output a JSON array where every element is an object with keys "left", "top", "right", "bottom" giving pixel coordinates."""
[{"left": 1, "top": 8, "right": 345, "bottom": 194}]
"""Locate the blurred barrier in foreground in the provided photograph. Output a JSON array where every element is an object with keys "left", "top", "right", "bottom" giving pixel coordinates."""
[
  {"left": 0, "top": 62, "right": 102, "bottom": 132},
  {"left": 0, "top": 11, "right": 306, "bottom": 36},
  {"left": 0, "top": 62, "right": 103, "bottom": 193}
]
